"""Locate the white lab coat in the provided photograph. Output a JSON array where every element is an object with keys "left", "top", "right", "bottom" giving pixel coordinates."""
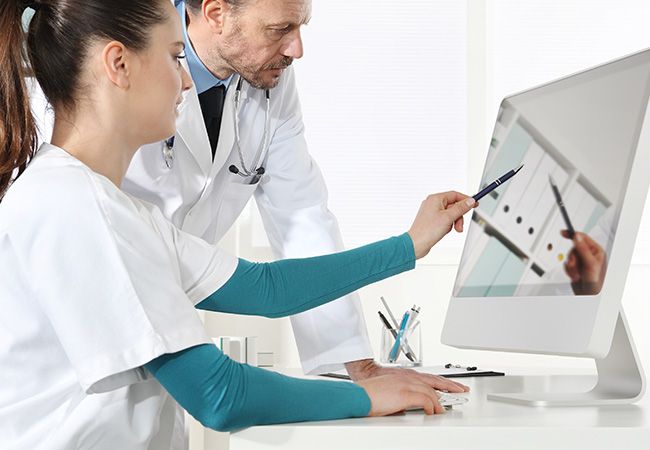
[
  {"left": 31, "top": 64, "right": 373, "bottom": 375},
  {"left": 0, "top": 144, "right": 239, "bottom": 450}
]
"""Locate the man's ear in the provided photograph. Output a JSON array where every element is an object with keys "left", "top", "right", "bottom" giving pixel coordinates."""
[
  {"left": 203, "top": 0, "right": 229, "bottom": 34},
  {"left": 101, "top": 41, "right": 131, "bottom": 89}
]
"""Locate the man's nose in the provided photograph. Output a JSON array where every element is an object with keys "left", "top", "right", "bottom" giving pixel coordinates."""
[{"left": 283, "top": 30, "right": 304, "bottom": 59}]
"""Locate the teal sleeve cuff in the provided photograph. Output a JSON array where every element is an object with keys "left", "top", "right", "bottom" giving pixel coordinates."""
[
  {"left": 197, "top": 232, "right": 416, "bottom": 317},
  {"left": 145, "top": 344, "right": 371, "bottom": 432}
]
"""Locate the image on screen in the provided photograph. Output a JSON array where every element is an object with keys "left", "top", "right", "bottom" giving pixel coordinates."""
[{"left": 454, "top": 52, "right": 650, "bottom": 297}]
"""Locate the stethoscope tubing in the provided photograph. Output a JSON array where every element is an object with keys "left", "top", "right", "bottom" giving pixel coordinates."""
[
  {"left": 232, "top": 76, "right": 271, "bottom": 178},
  {"left": 163, "top": 75, "right": 271, "bottom": 178}
]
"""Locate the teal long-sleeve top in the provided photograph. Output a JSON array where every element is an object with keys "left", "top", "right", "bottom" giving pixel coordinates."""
[{"left": 145, "top": 233, "right": 415, "bottom": 431}]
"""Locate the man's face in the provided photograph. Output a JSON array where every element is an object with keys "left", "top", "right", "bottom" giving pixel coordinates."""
[{"left": 216, "top": 0, "right": 311, "bottom": 89}]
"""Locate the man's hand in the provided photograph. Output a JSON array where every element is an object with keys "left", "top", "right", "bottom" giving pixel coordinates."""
[{"left": 345, "top": 359, "right": 469, "bottom": 393}]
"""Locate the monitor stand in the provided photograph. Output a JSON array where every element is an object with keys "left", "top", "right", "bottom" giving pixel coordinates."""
[{"left": 488, "top": 310, "right": 646, "bottom": 406}]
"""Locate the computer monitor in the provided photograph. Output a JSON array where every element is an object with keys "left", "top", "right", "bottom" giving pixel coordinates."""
[{"left": 442, "top": 48, "right": 650, "bottom": 406}]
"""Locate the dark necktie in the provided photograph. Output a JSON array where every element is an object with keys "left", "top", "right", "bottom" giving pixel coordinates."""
[{"left": 198, "top": 84, "right": 226, "bottom": 159}]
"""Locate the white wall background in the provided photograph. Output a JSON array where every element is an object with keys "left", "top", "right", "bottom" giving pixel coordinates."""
[{"left": 197, "top": 1, "right": 650, "bottom": 447}]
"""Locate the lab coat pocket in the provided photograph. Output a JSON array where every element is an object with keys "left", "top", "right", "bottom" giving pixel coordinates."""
[{"left": 213, "top": 179, "right": 259, "bottom": 241}]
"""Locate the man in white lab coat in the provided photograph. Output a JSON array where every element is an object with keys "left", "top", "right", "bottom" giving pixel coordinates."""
[{"left": 125, "top": 0, "right": 407, "bottom": 381}]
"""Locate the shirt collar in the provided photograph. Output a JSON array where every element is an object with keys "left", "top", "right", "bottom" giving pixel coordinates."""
[{"left": 177, "top": 1, "right": 233, "bottom": 94}]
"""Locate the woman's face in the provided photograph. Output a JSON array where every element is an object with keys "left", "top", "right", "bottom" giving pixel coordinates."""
[{"left": 128, "top": 0, "right": 193, "bottom": 145}]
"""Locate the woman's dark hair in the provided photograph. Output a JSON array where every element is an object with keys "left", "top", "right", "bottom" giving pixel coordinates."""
[{"left": 0, "top": 0, "right": 169, "bottom": 199}]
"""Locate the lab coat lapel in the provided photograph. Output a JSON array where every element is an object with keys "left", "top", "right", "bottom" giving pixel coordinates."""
[
  {"left": 211, "top": 79, "right": 242, "bottom": 175},
  {"left": 175, "top": 83, "right": 212, "bottom": 176}
]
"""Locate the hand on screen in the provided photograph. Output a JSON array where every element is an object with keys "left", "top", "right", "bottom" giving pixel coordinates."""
[
  {"left": 561, "top": 230, "right": 607, "bottom": 295},
  {"left": 407, "top": 191, "right": 477, "bottom": 259}
]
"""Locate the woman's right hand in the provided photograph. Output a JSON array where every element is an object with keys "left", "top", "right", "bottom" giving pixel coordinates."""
[
  {"left": 407, "top": 191, "right": 477, "bottom": 259},
  {"left": 357, "top": 374, "right": 446, "bottom": 415}
]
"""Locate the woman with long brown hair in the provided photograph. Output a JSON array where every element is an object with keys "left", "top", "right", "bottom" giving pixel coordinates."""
[{"left": 0, "top": 1, "right": 474, "bottom": 448}]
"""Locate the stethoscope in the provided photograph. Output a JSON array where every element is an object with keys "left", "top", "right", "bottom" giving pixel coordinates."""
[{"left": 163, "top": 77, "right": 271, "bottom": 184}]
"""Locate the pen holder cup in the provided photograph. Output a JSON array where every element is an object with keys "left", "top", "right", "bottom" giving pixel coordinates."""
[{"left": 379, "top": 321, "right": 422, "bottom": 367}]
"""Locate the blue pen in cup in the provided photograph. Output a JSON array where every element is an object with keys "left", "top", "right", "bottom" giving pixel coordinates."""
[{"left": 388, "top": 310, "right": 411, "bottom": 362}]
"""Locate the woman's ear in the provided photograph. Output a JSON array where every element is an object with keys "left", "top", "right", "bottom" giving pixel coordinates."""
[{"left": 101, "top": 41, "right": 131, "bottom": 89}]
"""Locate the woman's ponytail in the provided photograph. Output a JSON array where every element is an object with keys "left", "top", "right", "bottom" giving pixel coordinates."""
[{"left": 0, "top": 1, "right": 37, "bottom": 200}]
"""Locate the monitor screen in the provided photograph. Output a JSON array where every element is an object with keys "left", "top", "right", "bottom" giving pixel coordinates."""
[{"left": 453, "top": 51, "right": 650, "bottom": 298}]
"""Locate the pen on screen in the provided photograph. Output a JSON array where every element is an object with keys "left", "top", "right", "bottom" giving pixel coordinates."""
[
  {"left": 378, "top": 311, "right": 416, "bottom": 362},
  {"left": 472, "top": 164, "right": 524, "bottom": 201},
  {"left": 548, "top": 175, "right": 575, "bottom": 239}
]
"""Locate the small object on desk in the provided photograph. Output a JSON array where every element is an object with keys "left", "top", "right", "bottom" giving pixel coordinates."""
[
  {"left": 442, "top": 371, "right": 505, "bottom": 378},
  {"left": 406, "top": 392, "right": 469, "bottom": 410},
  {"left": 437, "top": 392, "right": 470, "bottom": 408},
  {"left": 438, "top": 363, "right": 504, "bottom": 378},
  {"left": 319, "top": 372, "right": 352, "bottom": 381},
  {"left": 472, "top": 164, "right": 524, "bottom": 201},
  {"left": 445, "top": 363, "right": 478, "bottom": 371}
]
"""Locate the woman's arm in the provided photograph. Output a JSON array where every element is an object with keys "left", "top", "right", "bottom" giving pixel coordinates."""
[
  {"left": 197, "top": 233, "right": 414, "bottom": 317},
  {"left": 145, "top": 344, "right": 370, "bottom": 432}
]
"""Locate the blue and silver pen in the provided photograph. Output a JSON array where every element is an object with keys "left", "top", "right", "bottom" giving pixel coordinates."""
[
  {"left": 389, "top": 310, "right": 411, "bottom": 362},
  {"left": 549, "top": 175, "right": 575, "bottom": 239},
  {"left": 473, "top": 164, "right": 524, "bottom": 201}
]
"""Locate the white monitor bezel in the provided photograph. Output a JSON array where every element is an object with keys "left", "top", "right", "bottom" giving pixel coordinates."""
[{"left": 442, "top": 48, "right": 650, "bottom": 358}]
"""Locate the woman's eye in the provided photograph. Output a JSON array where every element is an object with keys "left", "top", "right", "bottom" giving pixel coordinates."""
[{"left": 175, "top": 52, "right": 186, "bottom": 66}]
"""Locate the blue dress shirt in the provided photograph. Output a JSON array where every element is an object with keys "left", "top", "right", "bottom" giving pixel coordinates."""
[{"left": 176, "top": 1, "right": 233, "bottom": 94}]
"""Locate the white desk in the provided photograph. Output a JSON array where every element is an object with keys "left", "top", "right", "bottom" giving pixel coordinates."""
[{"left": 229, "top": 368, "right": 650, "bottom": 450}]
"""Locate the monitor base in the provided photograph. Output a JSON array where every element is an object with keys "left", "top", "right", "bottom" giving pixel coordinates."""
[{"left": 488, "top": 310, "right": 646, "bottom": 406}]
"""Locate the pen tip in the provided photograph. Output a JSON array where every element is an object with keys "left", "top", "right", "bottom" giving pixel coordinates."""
[
  {"left": 515, "top": 164, "right": 524, "bottom": 174},
  {"left": 548, "top": 174, "right": 556, "bottom": 185}
]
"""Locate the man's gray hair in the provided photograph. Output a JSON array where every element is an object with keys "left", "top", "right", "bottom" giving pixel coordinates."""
[{"left": 185, "top": 0, "right": 250, "bottom": 14}]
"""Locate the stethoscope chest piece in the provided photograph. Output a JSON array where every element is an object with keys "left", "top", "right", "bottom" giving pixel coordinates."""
[{"left": 163, "top": 136, "right": 175, "bottom": 169}]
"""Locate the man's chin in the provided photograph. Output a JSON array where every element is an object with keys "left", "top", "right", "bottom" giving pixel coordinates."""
[{"left": 244, "top": 69, "right": 285, "bottom": 90}]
